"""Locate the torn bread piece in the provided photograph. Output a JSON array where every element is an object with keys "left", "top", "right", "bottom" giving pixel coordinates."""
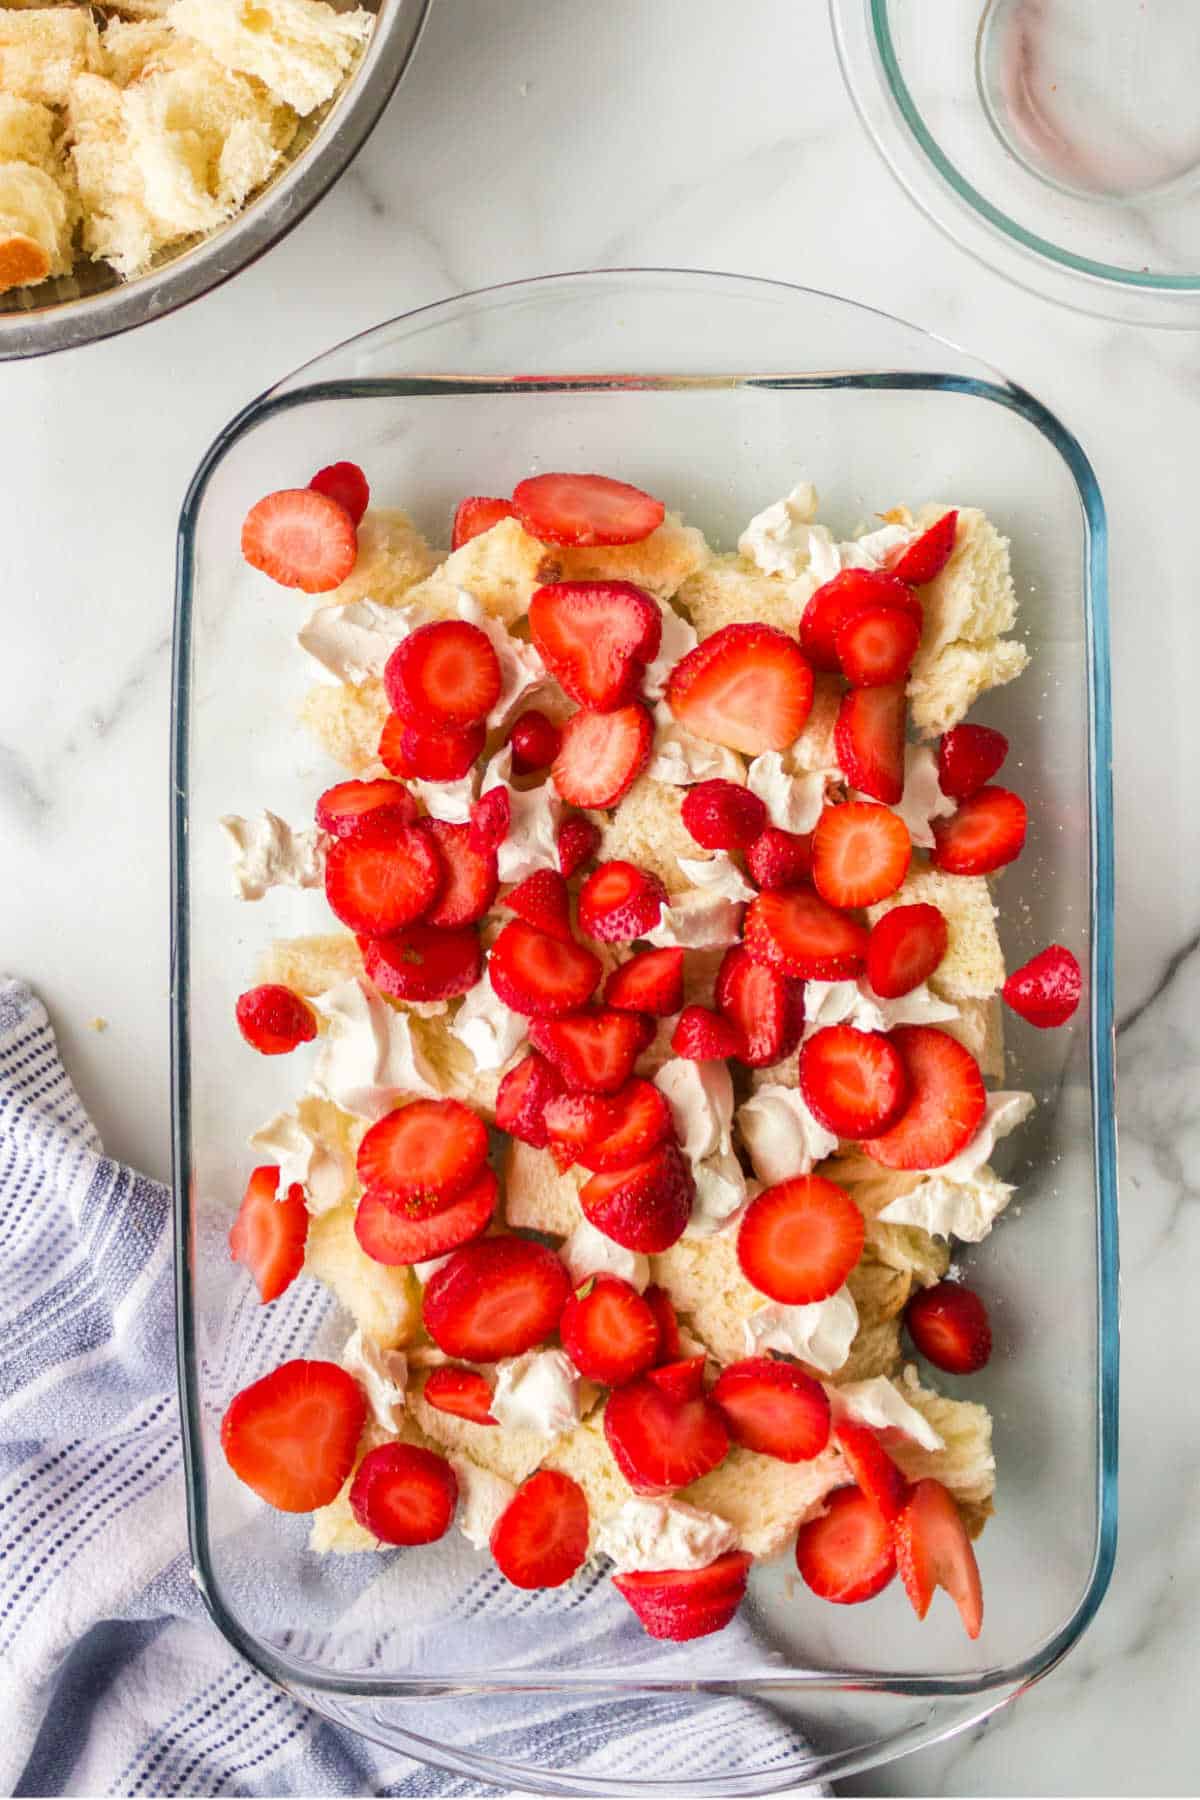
[
  {"left": 0, "top": 7, "right": 102, "bottom": 107},
  {"left": 502, "top": 1138, "right": 585, "bottom": 1238},
  {"left": 310, "top": 1415, "right": 437, "bottom": 1553},
  {"left": 303, "top": 1202, "right": 421, "bottom": 1351},
  {"left": 593, "top": 775, "right": 703, "bottom": 898},
  {"left": 907, "top": 506, "right": 1029, "bottom": 737},
  {"left": 553, "top": 511, "right": 710, "bottom": 601},
  {"left": 674, "top": 552, "right": 810, "bottom": 638},
  {"left": 0, "top": 156, "right": 75, "bottom": 293},
  {"left": 167, "top": 0, "right": 373, "bottom": 116},
  {"left": 888, "top": 1369, "right": 996, "bottom": 1538},
  {"left": 868, "top": 864, "right": 1005, "bottom": 1004},
  {"left": 681, "top": 1443, "right": 846, "bottom": 1560},
  {"left": 300, "top": 676, "right": 390, "bottom": 775},
  {"left": 257, "top": 931, "right": 364, "bottom": 997}
]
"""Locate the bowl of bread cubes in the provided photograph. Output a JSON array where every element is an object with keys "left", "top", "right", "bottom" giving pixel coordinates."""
[{"left": 0, "top": 0, "right": 429, "bottom": 359}]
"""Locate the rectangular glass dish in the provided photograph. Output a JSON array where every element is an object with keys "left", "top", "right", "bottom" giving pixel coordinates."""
[{"left": 171, "top": 270, "right": 1117, "bottom": 1794}]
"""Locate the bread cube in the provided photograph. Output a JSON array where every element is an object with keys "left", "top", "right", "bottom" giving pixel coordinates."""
[
  {"left": 552, "top": 512, "right": 710, "bottom": 601},
  {"left": 867, "top": 864, "right": 1005, "bottom": 1003},
  {"left": 303, "top": 1203, "right": 421, "bottom": 1350},
  {"left": 257, "top": 931, "right": 364, "bottom": 996},
  {"left": 299, "top": 676, "right": 389, "bottom": 774},
  {"left": 502, "top": 1138, "right": 585, "bottom": 1237},
  {"left": 681, "top": 1444, "right": 845, "bottom": 1559},
  {"left": 0, "top": 8, "right": 102, "bottom": 106},
  {"left": 907, "top": 506, "right": 1029, "bottom": 737},
  {"left": 167, "top": 0, "right": 373, "bottom": 116},
  {"left": 593, "top": 775, "right": 701, "bottom": 897}
]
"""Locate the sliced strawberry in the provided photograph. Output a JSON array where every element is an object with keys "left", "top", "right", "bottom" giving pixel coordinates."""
[
  {"left": 385, "top": 620, "right": 501, "bottom": 730},
  {"left": 714, "top": 945, "right": 805, "bottom": 1069},
  {"left": 812, "top": 801, "right": 911, "bottom": 909},
  {"left": 530, "top": 580, "right": 662, "bottom": 711},
  {"left": 890, "top": 510, "right": 958, "bottom": 586},
  {"left": 681, "top": 779, "right": 768, "bottom": 851},
  {"left": 604, "top": 1369, "right": 728, "bottom": 1494},
  {"left": 744, "top": 886, "right": 869, "bottom": 981},
  {"left": 556, "top": 812, "right": 602, "bottom": 878},
  {"left": 737, "top": 1175, "right": 865, "bottom": 1305},
  {"left": 490, "top": 1469, "right": 590, "bottom": 1588},
  {"left": 578, "top": 859, "right": 666, "bottom": 942},
  {"left": 378, "top": 712, "right": 486, "bottom": 783},
  {"left": 235, "top": 984, "right": 316, "bottom": 1056},
  {"left": 324, "top": 828, "right": 443, "bottom": 934},
  {"left": 746, "top": 825, "right": 813, "bottom": 891},
  {"left": 241, "top": 488, "right": 357, "bottom": 594},
  {"left": 932, "top": 785, "right": 1027, "bottom": 876},
  {"left": 800, "top": 568, "right": 921, "bottom": 674},
  {"left": 580, "top": 1142, "right": 694, "bottom": 1253},
  {"left": 349, "top": 1442, "right": 457, "bottom": 1545},
  {"left": 220, "top": 1359, "right": 365, "bottom": 1513},
  {"left": 666, "top": 623, "right": 814, "bottom": 756},
  {"left": 354, "top": 1168, "right": 497, "bottom": 1265},
  {"left": 670, "top": 1004, "right": 743, "bottom": 1061},
  {"left": 905, "top": 1280, "right": 993, "bottom": 1374},
  {"left": 508, "top": 707, "right": 562, "bottom": 775},
  {"left": 1003, "top": 943, "right": 1082, "bottom": 1027},
  {"left": 799, "top": 1024, "right": 910, "bottom": 1140},
  {"left": 422, "top": 1365, "right": 498, "bottom": 1425},
  {"left": 469, "top": 785, "right": 510, "bottom": 854},
  {"left": 417, "top": 820, "right": 498, "bottom": 928},
  {"left": 504, "top": 867, "right": 574, "bottom": 943},
  {"left": 362, "top": 925, "right": 482, "bottom": 1002},
  {"left": 604, "top": 946, "right": 685, "bottom": 1017},
  {"left": 833, "top": 1419, "right": 910, "bottom": 1523},
  {"left": 488, "top": 920, "right": 602, "bottom": 1016},
  {"left": 422, "top": 1236, "right": 570, "bottom": 1360},
  {"left": 795, "top": 1485, "right": 897, "bottom": 1604},
  {"left": 356, "top": 1098, "right": 489, "bottom": 1210},
  {"left": 529, "top": 1007, "right": 649, "bottom": 1093},
  {"left": 561, "top": 1275, "right": 660, "bottom": 1385},
  {"left": 309, "top": 460, "right": 369, "bottom": 526},
  {"left": 641, "top": 1357, "right": 704, "bottom": 1405},
  {"left": 894, "top": 1478, "right": 983, "bottom": 1638},
  {"left": 552, "top": 703, "right": 653, "bottom": 809},
  {"left": 315, "top": 777, "right": 418, "bottom": 841},
  {"left": 512, "top": 472, "right": 665, "bottom": 547},
  {"left": 543, "top": 1078, "right": 672, "bottom": 1172},
  {"left": 835, "top": 683, "right": 907, "bottom": 805},
  {"left": 613, "top": 1552, "right": 751, "bottom": 1641},
  {"left": 494, "top": 1051, "right": 566, "bottom": 1148},
  {"left": 229, "top": 1166, "right": 308, "bottom": 1303},
  {"left": 712, "top": 1357, "right": 831, "bottom": 1462},
  {"left": 644, "top": 1284, "right": 681, "bottom": 1361},
  {"left": 451, "top": 494, "right": 516, "bottom": 550},
  {"left": 835, "top": 606, "right": 922, "bottom": 687},
  {"left": 865, "top": 1026, "right": 986, "bottom": 1171},
  {"left": 867, "top": 903, "right": 948, "bottom": 999},
  {"left": 937, "top": 721, "right": 1008, "bottom": 798}
]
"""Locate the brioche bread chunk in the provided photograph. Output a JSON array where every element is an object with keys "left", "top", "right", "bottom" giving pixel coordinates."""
[
  {"left": 889, "top": 1369, "right": 996, "bottom": 1537},
  {"left": 907, "top": 506, "right": 1029, "bottom": 736},
  {"left": 303, "top": 1202, "right": 421, "bottom": 1350},
  {"left": 0, "top": 93, "right": 59, "bottom": 168},
  {"left": 594, "top": 776, "right": 702, "bottom": 898},
  {"left": 402, "top": 517, "right": 554, "bottom": 629},
  {"left": 674, "top": 552, "right": 811, "bottom": 638},
  {"left": 681, "top": 1443, "right": 846, "bottom": 1559},
  {"left": 299, "top": 676, "right": 389, "bottom": 775},
  {"left": 940, "top": 994, "right": 1005, "bottom": 1082},
  {"left": 320, "top": 508, "right": 439, "bottom": 610},
  {"left": 502, "top": 1138, "right": 585, "bottom": 1238},
  {"left": 0, "top": 8, "right": 102, "bottom": 106},
  {"left": 309, "top": 1416, "right": 436, "bottom": 1553},
  {"left": 867, "top": 864, "right": 1005, "bottom": 1003},
  {"left": 0, "top": 157, "right": 75, "bottom": 292},
  {"left": 407, "top": 1370, "right": 570, "bottom": 1488},
  {"left": 827, "top": 1152, "right": 951, "bottom": 1292},
  {"left": 257, "top": 931, "right": 364, "bottom": 997},
  {"left": 167, "top": 0, "right": 372, "bottom": 116},
  {"left": 552, "top": 511, "right": 711, "bottom": 600}
]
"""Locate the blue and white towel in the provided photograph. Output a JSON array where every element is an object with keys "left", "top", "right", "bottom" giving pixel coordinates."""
[{"left": 0, "top": 978, "right": 824, "bottom": 1798}]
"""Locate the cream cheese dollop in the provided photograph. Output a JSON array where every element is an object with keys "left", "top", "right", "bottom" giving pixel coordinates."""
[
  {"left": 412, "top": 770, "right": 480, "bottom": 825},
  {"left": 688, "top": 1148, "right": 748, "bottom": 1237},
  {"left": 596, "top": 1497, "right": 738, "bottom": 1573},
  {"left": 450, "top": 1456, "right": 516, "bottom": 1550},
  {"left": 308, "top": 977, "right": 441, "bottom": 1120},
  {"left": 746, "top": 751, "right": 838, "bottom": 836},
  {"left": 642, "top": 602, "right": 699, "bottom": 702},
  {"left": 456, "top": 590, "right": 549, "bottom": 729},
  {"left": 645, "top": 853, "right": 756, "bottom": 950},
  {"left": 862, "top": 743, "right": 954, "bottom": 851},
  {"left": 297, "top": 598, "right": 417, "bottom": 685},
  {"left": 743, "top": 1284, "right": 859, "bottom": 1375},
  {"left": 876, "top": 1092, "right": 1035, "bottom": 1242},
  {"left": 654, "top": 1057, "right": 734, "bottom": 1162},
  {"left": 220, "top": 811, "right": 326, "bottom": 900},
  {"left": 480, "top": 746, "right": 563, "bottom": 883},
  {"left": 802, "top": 977, "right": 959, "bottom": 1039},
  {"left": 739, "top": 482, "right": 830, "bottom": 580},
  {"left": 489, "top": 1349, "right": 581, "bottom": 1436},
  {"left": 342, "top": 1329, "right": 407, "bottom": 1433},
  {"left": 560, "top": 1218, "right": 650, "bottom": 1292},
  {"left": 829, "top": 1375, "right": 944, "bottom": 1452},
  {"left": 248, "top": 1109, "right": 352, "bottom": 1216},
  {"left": 736, "top": 1083, "right": 839, "bottom": 1183},
  {"left": 647, "top": 702, "right": 746, "bottom": 786},
  {"left": 449, "top": 976, "right": 527, "bottom": 1073}
]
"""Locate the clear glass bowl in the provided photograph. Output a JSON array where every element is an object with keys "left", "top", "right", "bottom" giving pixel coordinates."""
[
  {"left": 171, "top": 270, "right": 1118, "bottom": 1793},
  {"left": 831, "top": 0, "right": 1200, "bottom": 328}
]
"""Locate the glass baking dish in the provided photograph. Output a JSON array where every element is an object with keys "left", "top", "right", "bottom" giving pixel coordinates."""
[{"left": 171, "top": 270, "right": 1117, "bottom": 1793}]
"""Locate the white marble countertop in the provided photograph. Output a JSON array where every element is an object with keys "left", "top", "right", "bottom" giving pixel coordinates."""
[{"left": 1, "top": 1, "right": 1193, "bottom": 1793}]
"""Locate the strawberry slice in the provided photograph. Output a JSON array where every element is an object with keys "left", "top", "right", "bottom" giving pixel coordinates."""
[
  {"left": 613, "top": 1551, "right": 751, "bottom": 1641},
  {"left": 451, "top": 494, "right": 516, "bottom": 550},
  {"left": 512, "top": 472, "right": 665, "bottom": 547},
  {"left": 552, "top": 703, "right": 653, "bottom": 809},
  {"left": 229, "top": 1166, "right": 308, "bottom": 1303},
  {"left": 385, "top": 620, "right": 501, "bottom": 730},
  {"left": 644, "top": 1284, "right": 681, "bottom": 1361},
  {"left": 711, "top": 1357, "right": 831, "bottom": 1462},
  {"left": 795, "top": 1485, "right": 897, "bottom": 1604},
  {"left": 356, "top": 1098, "right": 489, "bottom": 1210},
  {"left": 833, "top": 1419, "right": 910, "bottom": 1523},
  {"left": 670, "top": 1004, "right": 743, "bottom": 1061},
  {"left": 645, "top": 1354, "right": 708, "bottom": 1403},
  {"left": 417, "top": 820, "right": 498, "bottom": 928},
  {"left": 362, "top": 924, "right": 482, "bottom": 1001},
  {"left": 580, "top": 1142, "right": 694, "bottom": 1253},
  {"left": 937, "top": 721, "right": 1008, "bottom": 798},
  {"left": 324, "top": 828, "right": 442, "bottom": 934},
  {"left": 488, "top": 920, "right": 602, "bottom": 1016},
  {"left": 578, "top": 859, "right": 667, "bottom": 942},
  {"left": 349, "top": 1442, "right": 458, "bottom": 1545},
  {"left": 490, "top": 1470, "right": 590, "bottom": 1588},
  {"left": 560, "top": 1275, "right": 660, "bottom": 1385},
  {"left": 864, "top": 1026, "right": 986, "bottom": 1171},
  {"left": 508, "top": 707, "right": 562, "bottom": 775},
  {"left": 529, "top": 1007, "right": 649, "bottom": 1093},
  {"left": 604, "top": 946, "right": 685, "bottom": 1017},
  {"left": 889, "top": 510, "right": 958, "bottom": 585},
  {"left": 221, "top": 1359, "right": 365, "bottom": 1513},
  {"left": 495, "top": 1051, "right": 566, "bottom": 1149},
  {"left": 530, "top": 580, "right": 662, "bottom": 710},
  {"left": 800, "top": 569, "right": 921, "bottom": 673},
  {"left": 835, "top": 606, "right": 922, "bottom": 688},
  {"left": 866, "top": 903, "right": 948, "bottom": 998},
  {"left": 422, "top": 1365, "right": 498, "bottom": 1425},
  {"left": 354, "top": 1168, "right": 497, "bottom": 1265},
  {"left": 932, "top": 786, "right": 1027, "bottom": 876},
  {"left": 378, "top": 712, "right": 486, "bottom": 783},
  {"left": 744, "top": 887, "right": 869, "bottom": 981},
  {"left": 315, "top": 777, "right": 418, "bottom": 840},
  {"left": 799, "top": 1024, "right": 910, "bottom": 1139},
  {"left": 666, "top": 623, "right": 814, "bottom": 756},
  {"left": 604, "top": 1369, "right": 728, "bottom": 1494},
  {"left": 894, "top": 1478, "right": 983, "bottom": 1638},
  {"left": 737, "top": 1175, "right": 865, "bottom": 1305},
  {"left": 714, "top": 945, "right": 805, "bottom": 1069},
  {"left": 423, "top": 1236, "right": 570, "bottom": 1360},
  {"left": 835, "top": 683, "right": 907, "bottom": 805},
  {"left": 905, "top": 1280, "right": 992, "bottom": 1374},
  {"left": 1003, "top": 943, "right": 1082, "bottom": 1028},
  {"left": 543, "top": 1077, "right": 672, "bottom": 1172},
  {"left": 241, "top": 488, "right": 357, "bottom": 593},
  {"left": 557, "top": 812, "right": 602, "bottom": 878},
  {"left": 504, "top": 867, "right": 574, "bottom": 943},
  {"left": 469, "top": 785, "right": 510, "bottom": 854},
  {"left": 812, "top": 801, "right": 911, "bottom": 909},
  {"left": 309, "top": 460, "right": 370, "bottom": 526},
  {"left": 235, "top": 984, "right": 317, "bottom": 1056},
  {"left": 681, "top": 779, "right": 768, "bottom": 851},
  {"left": 746, "top": 825, "right": 813, "bottom": 891}
]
